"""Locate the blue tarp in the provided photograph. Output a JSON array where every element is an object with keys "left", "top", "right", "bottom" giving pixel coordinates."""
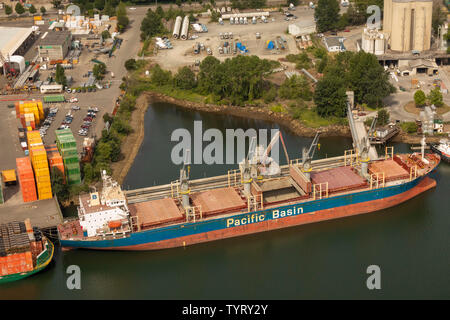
[{"left": 267, "top": 41, "right": 275, "bottom": 50}]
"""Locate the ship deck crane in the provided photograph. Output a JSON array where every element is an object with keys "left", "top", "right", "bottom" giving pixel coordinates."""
[
  {"left": 346, "top": 92, "right": 378, "bottom": 177},
  {"left": 301, "top": 132, "right": 320, "bottom": 180},
  {"left": 179, "top": 149, "right": 191, "bottom": 209}
]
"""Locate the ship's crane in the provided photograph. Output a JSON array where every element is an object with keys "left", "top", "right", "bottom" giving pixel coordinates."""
[
  {"left": 179, "top": 149, "right": 191, "bottom": 209},
  {"left": 301, "top": 132, "right": 320, "bottom": 181},
  {"left": 346, "top": 92, "right": 378, "bottom": 177},
  {"left": 368, "top": 116, "right": 377, "bottom": 139},
  {"left": 242, "top": 137, "right": 257, "bottom": 196}
]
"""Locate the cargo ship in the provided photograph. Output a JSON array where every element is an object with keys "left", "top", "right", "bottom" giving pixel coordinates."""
[
  {"left": 430, "top": 138, "right": 450, "bottom": 163},
  {"left": 58, "top": 138, "right": 440, "bottom": 250},
  {"left": 0, "top": 220, "right": 54, "bottom": 283}
]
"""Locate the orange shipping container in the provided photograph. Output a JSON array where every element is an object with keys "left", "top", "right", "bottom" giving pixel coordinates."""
[{"left": 16, "top": 157, "right": 38, "bottom": 202}]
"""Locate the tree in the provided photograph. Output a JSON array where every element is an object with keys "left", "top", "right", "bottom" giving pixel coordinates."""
[
  {"left": 93, "top": 62, "right": 107, "bottom": 80},
  {"left": 29, "top": 5, "right": 37, "bottom": 15},
  {"left": 124, "top": 59, "right": 137, "bottom": 71},
  {"left": 40, "top": 6, "right": 46, "bottom": 15},
  {"left": 345, "top": 51, "right": 395, "bottom": 108},
  {"left": 140, "top": 9, "right": 166, "bottom": 40},
  {"left": 377, "top": 109, "right": 390, "bottom": 126},
  {"left": 94, "top": 0, "right": 106, "bottom": 11},
  {"left": 314, "top": 74, "right": 347, "bottom": 117},
  {"left": 314, "top": 0, "right": 340, "bottom": 32},
  {"left": 15, "top": 3, "right": 25, "bottom": 15},
  {"left": 432, "top": 4, "right": 446, "bottom": 36},
  {"left": 5, "top": 5, "right": 12, "bottom": 15},
  {"left": 428, "top": 87, "right": 444, "bottom": 107},
  {"left": 55, "top": 64, "right": 67, "bottom": 86},
  {"left": 151, "top": 64, "right": 172, "bottom": 86},
  {"left": 176, "top": 0, "right": 182, "bottom": 7},
  {"left": 414, "top": 90, "right": 426, "bottom": 107},
  {"left": 117, "top": 2, "right": 129, "bottom": 32},
  {"left": 101, "top": 30, "right": 111, "bottom": 39},
  {"left": 278, "top": 75, "right": 312, "bottom": 101},
  {"left": 51, "top": 167, "right": 69, "bottom": 202},
  {"left": 51, "top": 0, "right": 62, "bottom": 9},
  {"left": 103, "top": 112, "right": 113, "bottom": 124},
  {"left": 174, "top": 66, "right": 197, "bottom": 90}
]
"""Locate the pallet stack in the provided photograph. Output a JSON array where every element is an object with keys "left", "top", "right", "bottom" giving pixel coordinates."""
[
  {"left": 16, "top": 157, "right": 38, "bottom": 203},
  {"left": 0, "top": 222, "right": 35, "bottom": 276},
  {"left": 55, "top": 129, "right": 81, "bottom": 185},
  {"left": 26, "top": 131, "right": 52, "bottom": 200}
]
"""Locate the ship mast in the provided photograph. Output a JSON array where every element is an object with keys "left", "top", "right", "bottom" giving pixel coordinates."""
[
  {"left": 301, "top": 132, "right": 320, "bottom": 181},
  {"left": 179, "top": 149, "right": 191, "bottom": 209}
]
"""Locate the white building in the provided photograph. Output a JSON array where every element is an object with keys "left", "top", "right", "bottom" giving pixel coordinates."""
[{"left": 323, "top": 37, "right": 346, "bottom": 52}]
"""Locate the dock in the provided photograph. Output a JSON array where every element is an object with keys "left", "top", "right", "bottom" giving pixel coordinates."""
[{"left": 0, "top": 197, "right": 63, "bottom": 234}]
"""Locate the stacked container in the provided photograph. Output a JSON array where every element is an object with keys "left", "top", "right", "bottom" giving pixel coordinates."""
[
  {"left": 16, "top": 157, "right": 38, "bottom": 203},
  {"left": 56, "top": 129, "right": 81, "bottom": 185},
  {"left": 45, "top": 144, "right": 65, "bottom": 182},
  {"left": 26, "top": 131, "right": 52, "bottom": 200},
  {"left": 15, "top": 101, "right": 44, "bottom": 129}
]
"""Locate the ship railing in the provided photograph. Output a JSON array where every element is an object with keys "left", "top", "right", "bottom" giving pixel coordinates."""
[
  {"left": 185, "top": 205, "right": 203, "bottom": 223},
  {"left": 344, "top": 149, "right": 358, "bottom": 167},
  {"left": 170, "top": 179, "right": 181, "bottom": 199},
  {"left": 409, "top": 165, "right": 418, "bottom": 181},
  {"left": 370, "top": 172, "right": 385, "bottom": 189},
  {"left": 385, "top": 146, "right": 394, "bottom": 160},
  {"left": 228, "top": 169, "right": 242, "bottom": 187},
  {"left": 312, "top": 182, "right": 328, "bottom": 200},
  {"left": 247, "top": 193, "right": 263, "bottom": 212}
]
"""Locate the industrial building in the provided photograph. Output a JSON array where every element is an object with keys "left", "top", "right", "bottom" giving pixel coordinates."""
[
  {"left": 0, "top": 27, "right": 35, "bottom": 74},
  {"left": 37, "top": 31, "right": 72, "bottom": 60},
  {"left": 358, "top": 28, "right": 385, "bottom": 55},
  {"left": 288, "top": 19, "right": 316, "bottom": 37},
  {"left": 383, "top": 0, "right": 433, "bottom": 52}
]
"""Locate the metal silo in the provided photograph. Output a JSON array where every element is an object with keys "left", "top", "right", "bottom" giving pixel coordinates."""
[
  {"left": 172, "top": 16, "right": 182, "bottom": 39},
  {"left": 180, "top": 16, "right": 190, "bottom": 40}
]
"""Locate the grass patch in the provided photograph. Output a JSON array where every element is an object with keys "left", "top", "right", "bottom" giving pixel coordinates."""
[
  {"left": 270, "top": 104, "right": 287, "bottom": 113},
  {"left": 296, "top": 108, "right": 347, "bottom": 128}
]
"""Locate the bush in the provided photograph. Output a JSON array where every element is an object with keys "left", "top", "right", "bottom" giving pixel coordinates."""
[
  {"left": 173, "top": 66, "right": 197, "bottom": 90},
  {"left": 278, "top": 75, "right": 312, "bottom": 101},
  {"left": 151, "top": 64, "right": 172, "bottom": 86},
  {"left": 414, "top": 90, "right": 426, "bottom": 107},
  {"left": 124, "top": 59, "right": 137, "bottom": 71},
  {"left": 400, "top": 122, "right": 418, "bottom": 134},
  {"left": 263, "top": 87, "right": 277, "bottom": 103}
]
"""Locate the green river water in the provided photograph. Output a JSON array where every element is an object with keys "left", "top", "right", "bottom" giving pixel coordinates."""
[{"left": 0, "top": 102, "right": 449, "bottom": 299}]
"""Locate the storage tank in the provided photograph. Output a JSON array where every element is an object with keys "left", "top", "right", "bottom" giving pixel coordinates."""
[
  {"left": 387, "top": 0, "right": 432, "bottom": 52},
  {"left": 374, "top": 34, "right": 385, "bottom": 55},
  {"left": 180, "top": 16, "right": 190, "bottom": 40},
  {"left": 172, "top": 16, "right": 182, "bottom": 39},
  {"left": 252, "top": 16, "right": 257, "bottom": 24},
  {"left": 230, "top": 17, "right": 234, "bottom": 24}
]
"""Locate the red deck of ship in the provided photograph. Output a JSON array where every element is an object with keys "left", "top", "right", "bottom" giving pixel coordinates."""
[
  {"left": 369, "top": 159, "right": 409, "bottom": 181},
  {"left": 129, "top": 198, "right": 184, "bottom": 229},
  {"left": 191, "top": 187, "right": 247, "bottom": 216},
  {"left": 58, "top": 220, "right": 83, "bottom": 240},
  {"left": 311, "top": 166, "right": 367, "bottom": 193}
]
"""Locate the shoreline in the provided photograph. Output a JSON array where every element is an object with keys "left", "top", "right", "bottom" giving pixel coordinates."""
[{"left": 111, "top": 90, "right": 446, "bottom": 185}]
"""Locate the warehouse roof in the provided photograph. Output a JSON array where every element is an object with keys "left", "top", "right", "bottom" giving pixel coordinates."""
[
  {"left": 0, "top": 27, "right": 33, "bottom": 66},
  {"left": 38, "top": 31, "right": 71, "bottom": 46}
]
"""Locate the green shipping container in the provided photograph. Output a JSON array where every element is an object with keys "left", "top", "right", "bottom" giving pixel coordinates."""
[{"left": 44, "top": 95, "right": 65, "bottom": 103}]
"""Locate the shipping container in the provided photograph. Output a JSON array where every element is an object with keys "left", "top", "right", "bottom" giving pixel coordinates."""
[{"left": 16, "top": 157, "right": 38, "bottom": 203}]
